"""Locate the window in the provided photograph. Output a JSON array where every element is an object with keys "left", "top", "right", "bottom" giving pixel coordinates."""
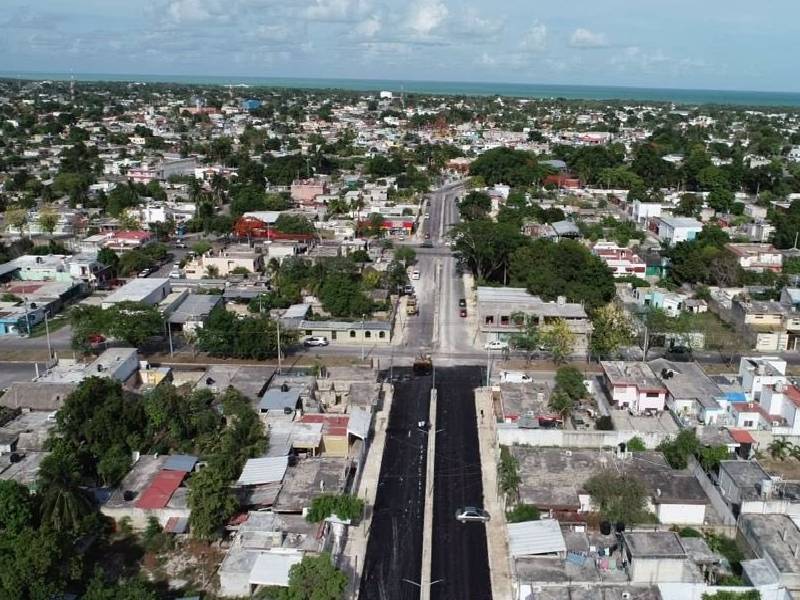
[
  {"left": 485, "top": 316, "right": 494, "bottom": 325},
  {"left": 379, "top": 331, "right": 386, "bottom": 339},
  {"left": 365, "top": 331, "right": 371, "bottom": 339},
  {"left": 331, "top": 331, "right": 337, "bottom": 340},
  {"left": 646, "top": 392, "right": 660, "bottom": 398},
  {"left": 306, "top": 330, "right": 313, "bottom": 336},
  {"left": 349, "top": 330, "right": 356, "bottom": 338},
  {"left": 500, "top": 315, "right": 510, "bottom": 326},
  {"left": 743, "top": 420, "right": 754, "bottom": 428}
]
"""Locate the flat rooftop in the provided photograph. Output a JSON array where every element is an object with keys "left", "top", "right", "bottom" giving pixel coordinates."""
[
  {"left": 622, "top": 531, "right": 686, "bottom": 558},
  {"left": 273, "top": 457, "right": 347, "bottom": 513},
  {"left": 601, "top": 361, "right": 665, "bottom": 392},
  {"left": 740, "top": 514, "right": 800, "bottom": 575},
  {"left": 719, "top": 460, "right": 771, "bottom": 502}
]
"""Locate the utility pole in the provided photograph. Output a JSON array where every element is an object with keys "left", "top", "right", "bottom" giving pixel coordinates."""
[
  {"left": 167, "top": 320, "right": 174, "bottom": 358},
  {"left": 276, "top": 318, "right": 283, "bottom": 374},
  {"left": 44, "top": 312, "right": 52, "bottom": 360},
  {"left": 486, "top": 349, "right": 492, "bottom": 386},
  {"left": 360, "top": 314, "right": 366, "bottom": 362}
]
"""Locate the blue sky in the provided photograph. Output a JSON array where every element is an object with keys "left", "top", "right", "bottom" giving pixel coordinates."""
[{"left": 1, "top": 0, "right": 797, "bottom": 92}]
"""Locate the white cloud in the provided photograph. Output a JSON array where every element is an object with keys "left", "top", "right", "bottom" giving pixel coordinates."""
[
  {"left": 166, "top": 0, "right": 226, "bottom": 23},
  {"left": 354, "top": 15, "right": 381, "bottom": 38},
  {"left": 459, "top": 8, "right": 504, "bottom": 37},
  {"left": 407, "top": 0, "right": 449, "bottom": 36},
  {"left": 303, "top": 0, "right": 368, "bottom": 21},
  {"left": 477, "top": 51, "right": 495, "bottom": 66},
  {"left": 520, "top": 20, "right": 547, "bottom": 52},
  {"left": 569, "top": 27, "right": 608, "bottom": 48}
]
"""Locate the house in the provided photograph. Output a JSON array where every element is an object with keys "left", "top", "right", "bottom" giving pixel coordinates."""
[
  {"left": 101, "top": 454, "right": 197, "bottom": 528},
  {"left": 648, "top": 359, "right": 725, "bottom": 425},
  {"left": 290, "top": 178, "right": 329, "bottom": 205},
  {"left": 101, "top": 278, "right": 171, "bottom": 309},
  {"left": 294, "top": 319, "right": 392, "bottom": 346},
  {"left": 632, "top": 287, "right": 688, "bottom": 317},
  {"left": 591, "top": 242, "right": 647, "bottom": 278},
  {"left": 629, "top": 200, "right": 662, "bottom": 226},
  {"left": 507, "top": 519, "right": 566, "bottom": 559},
  {"left": 725, "top": 243, "right": 783, "bottom": 272},
  {"left": 759, "top": 382, "right": 800, "bottom": 436},
  {"left": 166, "top": 293, "right": 222, "bottom": 333},
  {"left": 651, "top": 217, "right": 703, "bottom": 246},
  {"left": 738, "top": 356, "right": 787, "bottom": 401},
  {"left": 621, "top": 531, "right": 688, "bottom": 583},
  {"left": 601, "top": 362, "right": 667, "bottom": 413},
  {"left": 728, "top": 402, "right": 778, "bottom": 430},
  {"left": 739, "top": 515, "right": 800, "bottom": 590},
  {"left": 477, "top": 287, "right": 592, "bottom": 357},
  {"left": 731, "top": 298, "right": 795, "bottom": 352},
  {"left": 183, "top": 247, "right": 264, "bottom": 279},
  {"left": 297, "top": 414, "right": 350, "bottom": 457}
]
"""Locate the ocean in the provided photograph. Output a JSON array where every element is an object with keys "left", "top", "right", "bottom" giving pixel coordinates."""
[{"left": 2, "top": 70, "right": 800, "bottom": 108}]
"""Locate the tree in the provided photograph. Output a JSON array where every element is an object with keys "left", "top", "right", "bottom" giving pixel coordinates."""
[
  {"left": 657, "top": 430, "right": 700, "bottom": 469},
  {"left": 450, "top": 219, "right": 527, "bottom": 283},
  {"left": 318, "top": 272, "right": 372, "bottom": 318},
  {"left": 97, "top": 247, "right": 119, "bottom": 273},
  {"left": 37, "top": 451, "right": 95, "bottom": 534},
  {"left": 459, "top": 191, "right": 491, "bottom": 220},
  {"left": 627, "top": 437, "right": 647, "bottom": 452},
  {"left": 674, "top": 193, "right": 703, "bottom": 218},
  {"left": 768, "top": 439, "right": 792, "bottom": 460},
  {"left": 5, "top": 207, "right": 28, "bottom": 236},
  {"left": 106, "top": 302, "right": 163, "bottom": 347},
  {"left": 83, "top": 571, "right": 159, "bottom": 600},
  {"left": 306, "top": 494, "right": 364, "bottom": 523},
  {"left": 275, "top": 214, "right": 316, "bottom": 235},
  {"left": 509, "top": 239, "right": 615, "bottom": 311},
  {"left": 394, "top": 246, "right": 416, "bottom": 266},
  {"left": 554, "top": 366, "right": 587, "bottom": 401},
  {"left": 590, "top": 304, "right": 635, "bottom": 359},
  {"left": 192, "top": 240, "right": 212, "bottom": 255},
  {"left": 540, "top": 318, "right": 576, "bottom": 364},
  {"left": 498, "top": 446, "right": 520, "bottom": 502},
  {"left": 0, "top": 527, "right": 77, "bottom": 599},
  {"left": 506, "top": 504, "right": 541, "bottom": 523},
  {"left": 509, "top": 312, "right": 540, "bottom": 364},
  {"left": 548, "top": 390, "right": 574, "bottom": 420},
  {"left": 469, "top": 147, "right": 548, "bottom": 187},
  {"left": 284, "top": 553, "right": 347, "bottom": 600},
  {"left": 0, "top": 480, "right": 35, "bottom": 534},
  {"left": 584, "top": 470, "right": 649, "bottom": 524},
  {"left": 188, "top": 464, "right": 237, "bottom": 539},
  {"left": 38, "top": 207, "right": 59, "bottom": 237},
  {"left": 698, "top": 445, "right": 730, "bottom": 472}
]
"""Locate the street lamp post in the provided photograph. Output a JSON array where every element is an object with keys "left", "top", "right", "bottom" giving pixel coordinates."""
[{"left": 360, "top": 313, "right": 366, "bottom": 362}]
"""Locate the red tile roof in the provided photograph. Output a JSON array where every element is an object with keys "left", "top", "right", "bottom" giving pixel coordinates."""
[
  {"left": 135, "top": 470, "right": 186, "bottom": 509},
  {"left": 300, "top": 414, "right": 350, "bottom": 437},
  {"left": 728, "top": 428, "right": 756, "bottom": 445},
  {"left": 785, "top": 385, "right": 800, "bottom": 410},
  {"left": 113, "top": 230, "right": 151, "bottom": 240}
]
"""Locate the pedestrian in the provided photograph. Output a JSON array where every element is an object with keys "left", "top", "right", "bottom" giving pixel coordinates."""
[{"left": 480, "top": 409, "right": 484, "bottom": 423}]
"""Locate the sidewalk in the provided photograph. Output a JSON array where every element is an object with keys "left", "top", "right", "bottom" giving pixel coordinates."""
[
  {"left": 340, "top": 382, "right": 394, "bottom": 599},
  {"left": 475, "top": 388, "right": 513, "bottom": 600}
]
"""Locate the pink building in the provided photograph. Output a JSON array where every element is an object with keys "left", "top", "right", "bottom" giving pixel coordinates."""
[
  {"left": 592, "top": 242, "right": 647, "bottom": 278},
  {"left": 601, "top": 361, "right": 667, "bottom": 413},
  {"left": 290, "top": 178, "right": 329, "bottom": 205},
  {"left": 104, "top": 230, "right": 153, "bottom": 252}
]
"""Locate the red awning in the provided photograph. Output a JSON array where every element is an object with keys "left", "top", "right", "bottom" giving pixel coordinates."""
[{"left": 728, "top": 428, "right": 756, "bottom": 445}]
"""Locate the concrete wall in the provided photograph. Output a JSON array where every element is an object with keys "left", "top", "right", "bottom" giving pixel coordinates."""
[
  {"left": 656, "top": 503, "right": 706, "bottom": 526},
  {"left": 629, "top": 556, "right": 686, "bottom": 583},
  {"left": 496, "top": 424, "right": 669, "bottom": 449},
  {"left": 688, "top": 456, "right": 736, "bottom": 526},
  {"left": 101, "top": 506, "right": 190, "bottom": 529}
]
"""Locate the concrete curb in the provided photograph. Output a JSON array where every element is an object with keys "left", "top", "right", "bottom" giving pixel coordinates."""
[{"left": 420, "top": 387, "right": 438, "bottom": 600}]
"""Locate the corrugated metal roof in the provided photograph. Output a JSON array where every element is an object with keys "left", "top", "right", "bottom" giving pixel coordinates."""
[
  {"left": 508, "top": 519, "right": 566, "bottom": 557},
  {"left": 164, "top": 516, "right": 189, "bottom": 534},
  {"left": 249, "top": 551, "right": 303, "bottom": 587},
  {"left": 347, "top": 407, "right": 371, "bottom": 440},
  {"left": 163, "top": 454, "right": 198, "bottom": 473},
  {"left": 282, "top": 304, "right": 311, "bottom": 319},
  {"left": 135, "top": 470, "right": 186, "bottom": 509},
  {"left": 236, "top": 456, "right": 289, "bottom": 487}
]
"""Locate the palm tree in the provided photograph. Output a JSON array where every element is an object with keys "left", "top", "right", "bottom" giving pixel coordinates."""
[
  {"left": 37, "top": 452, "right": 94, "bottom": 533},
  {"left": 210, "top": 173, "right": 226, "bottom": 206},
  {"left": 768, "top": 439, "right": 792, "bottom": 461}
]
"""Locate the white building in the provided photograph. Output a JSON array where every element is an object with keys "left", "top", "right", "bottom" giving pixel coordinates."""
[
  {"left": 738, "top": 356, "right": 787, "bottom": 401},
  {"left": 653, "top": 217, "right": 703, "bottom": 246},
  {"left": 101, "top": 278, "right": 172, "bottom": 309}
]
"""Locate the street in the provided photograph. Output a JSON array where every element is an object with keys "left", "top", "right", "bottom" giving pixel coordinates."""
[
  {"left": 359, "top": 369, "right": 431, "bottom": 600},
  {"left": 430, "top": 366, "right": 492, "bottom": 600}
]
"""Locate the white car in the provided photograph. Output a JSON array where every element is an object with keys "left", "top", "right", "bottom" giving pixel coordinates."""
[
  {"left": 303, "top": 336, "right": 329, "bottom": 347},
  {"left": 455, "top": 507, "right": 490, "bottom": 523},
  {"left": 484, "top": 340, "right": 509, "bottom": 351},
  {"left": 411, "top": 270, "right": 420, "bottom": 280}
]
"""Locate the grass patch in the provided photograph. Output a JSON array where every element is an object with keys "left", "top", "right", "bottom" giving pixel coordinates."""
[{"left": 27, "top": 316, "right": 69, "bottom": 338}]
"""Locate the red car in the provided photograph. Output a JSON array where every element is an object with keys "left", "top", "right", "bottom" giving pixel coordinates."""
[
  {"left": 460, "top": 308, "right": 467, "bottom": 317},
  {"left": 88, "top": 334, "right": 106, "bottom": 345}
]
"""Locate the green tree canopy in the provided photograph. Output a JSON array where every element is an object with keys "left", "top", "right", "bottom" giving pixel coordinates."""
[
  {"left": 469, "top": 147, "right": 549, "bottom": 187},
  {"left": 584, "top": 470, "right": 649, "bottom": 524}
]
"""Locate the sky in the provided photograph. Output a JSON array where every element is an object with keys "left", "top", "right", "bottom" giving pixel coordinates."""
[{"left": 0, "top": 0, "right": 798, "bottom": 92}]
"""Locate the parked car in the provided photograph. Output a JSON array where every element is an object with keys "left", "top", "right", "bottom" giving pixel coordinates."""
[
  {"left": 460, "top": 308, "right": 467, "bottom": 317},
  {"left": 175, "top": 240, "right": 187, "bottom": 249},
  {"left": 421, "top": 240, "right": 433, "bottom": 248},
  {"left": 455, "top": 507, "right": 490, "bottom": 523},
  {"left": 484, "top": 340, "right": 509, "bottom": 351},
  {"left": 666, "top": 345, "right": 693, "bottom": 362},
  {"left": 303, "top": 336, "right": 329, "bottom": 347},
  {"left": 458, "top": 298, "right": 466, "bottom": 308},
  {"left": 138, "top": 268, "right": 153, "bottom": 278},
  {"left": 404, "top": 284, "right": 415, "bottom": 295},
  {"left": 411, "top": 270, "right": 421, "bottom": 280}
]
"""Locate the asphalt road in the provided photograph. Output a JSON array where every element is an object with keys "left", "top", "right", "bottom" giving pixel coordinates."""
[
  {"left": 430, "top": 366, "right": 492, "bottom": 600},
  {"left": 359, "top": 368, "right": 432, "bottom": 600}
]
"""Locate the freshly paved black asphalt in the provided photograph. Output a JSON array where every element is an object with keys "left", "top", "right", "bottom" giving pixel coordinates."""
[
  {"left": 359, "top": 369, "right": 431, "bottom": 600},
  {"left": 430, "top": 366, "right": 492, "bottom": 600}
]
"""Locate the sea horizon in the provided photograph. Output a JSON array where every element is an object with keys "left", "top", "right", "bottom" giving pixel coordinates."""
[{"left": 2, "top": 69, "right": 800, "bottom": 108}]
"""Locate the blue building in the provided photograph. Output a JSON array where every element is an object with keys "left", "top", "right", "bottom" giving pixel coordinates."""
[{"left": 240, "top": 99, "right": 262, "bottom": 111}]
